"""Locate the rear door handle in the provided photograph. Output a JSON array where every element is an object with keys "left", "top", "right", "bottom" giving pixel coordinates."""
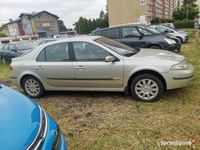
[{"left": 75, "top": 66, "right": 85, "bottom": 70}]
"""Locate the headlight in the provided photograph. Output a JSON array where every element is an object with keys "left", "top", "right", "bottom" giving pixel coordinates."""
[
  {"left": 164, "top": 38, "right": 176, "bottom": 44},
  {"left": 171, "top": 60, "right": 190, "bottom": 70}
]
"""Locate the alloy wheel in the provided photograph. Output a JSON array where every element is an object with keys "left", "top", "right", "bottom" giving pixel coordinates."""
[
  {"left": 24, "top": 79, "right": 41, "bottom": 97},
  {"left": 135, "top": 79, "right": 159, "bottom": 101}
]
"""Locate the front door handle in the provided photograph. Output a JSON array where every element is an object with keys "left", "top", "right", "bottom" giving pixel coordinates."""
[
  {"left": 75, "top": 66, "right": 85, "bottom": 70},
  {"left": 36, "top": 66, "right": 44, "bottom": 70}
]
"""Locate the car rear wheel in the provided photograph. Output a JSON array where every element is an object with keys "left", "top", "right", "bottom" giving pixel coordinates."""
[
  {"left": 22, "top": 76, "right": 45, "bottom": 98},
  {"left": 130, "top": 74, "right": 164, "bottom": 102}
]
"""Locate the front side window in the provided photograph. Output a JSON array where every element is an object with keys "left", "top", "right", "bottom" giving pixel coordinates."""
[
  {"left": 122, "top": 27, "right": 141, "bottom": 38},
  {"left": 73, "top": 42, "right": 109, "bottom": 61},
  {"left": 37, "top": 43, "right": 69, "bottom": 62}
]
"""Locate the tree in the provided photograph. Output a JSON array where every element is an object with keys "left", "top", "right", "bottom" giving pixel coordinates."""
[
  {"left": 173, "top": 0, "right": 199, "bottom": 20},
  {"left": 58, "top": 20, "right": 67, "bottom": 32},
  {"left": 183, "top": 0, "right": 198, "bottom": 7},
  {"left": 74, "top": 10, "right": 109, "bottom": 34}
]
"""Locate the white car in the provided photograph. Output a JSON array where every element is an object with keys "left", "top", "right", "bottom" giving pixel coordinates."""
[{"left": 150, "top": 25, "right": 189, "bottom": 43}]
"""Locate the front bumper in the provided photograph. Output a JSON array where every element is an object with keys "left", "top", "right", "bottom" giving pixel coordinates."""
[
  {"left": 164, "top": 65, "right": 194, "bottom": 90},
  {"left": 41, "top": 115, "right": 67, "bottom": 150},
  {"left": 163, "top": 43, "right": 181, "bottom": 53},
  {"left": 182, "top": 35, "right": 189, "bottom": 43}
]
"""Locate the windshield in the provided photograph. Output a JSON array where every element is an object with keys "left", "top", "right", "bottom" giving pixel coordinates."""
[
  {"left": 95, "top": 37, "right": 139, "bottom": 57},
  {"left": 15, "top": 41, "right": 37, "bottom": 51},
  {"left": 138, "top": 26, "right": 160, "bottom": 35}
]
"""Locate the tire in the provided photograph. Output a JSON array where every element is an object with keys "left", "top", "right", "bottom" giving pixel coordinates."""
[
  {"left": 130, "top": 74, "right": 164, "bottom": 102},
  {"left": 21, "top": 76, "right": 45, "bottom": 98},
  {"left": 177, "top": 37, "right": 183, "bottom": 43},
  {"left": 149, "top": 45, "right": 161, "bottom": 49}
]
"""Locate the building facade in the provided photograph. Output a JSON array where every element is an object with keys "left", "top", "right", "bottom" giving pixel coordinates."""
[
  {"left": 6, "top": 19, "right": 25, "bottom": 37},
  {"left": 4, "top": 11, "right": 60, "bottom": 38},
  {"left": 107, "top": 0, "right": 178, "bottom": 26},
  {"left": 19, "top": 11, "right": 60, "bottom": 37}
]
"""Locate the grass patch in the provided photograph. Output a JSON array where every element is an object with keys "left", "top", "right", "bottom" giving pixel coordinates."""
[{"left": 0, "top": 63, "right": 10, "bottom": 80}]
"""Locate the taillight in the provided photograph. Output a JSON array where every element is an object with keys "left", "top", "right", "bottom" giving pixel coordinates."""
[{"left": 9, "top": 65, "right": 13, "bottom": 70}]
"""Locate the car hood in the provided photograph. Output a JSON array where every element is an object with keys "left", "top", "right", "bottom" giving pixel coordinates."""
[
  {"left": 131, "top": 48, "right": 185, "bottom": 64},
  {"left": 0, "top": 85, "right": 40, "bottom": 150}
]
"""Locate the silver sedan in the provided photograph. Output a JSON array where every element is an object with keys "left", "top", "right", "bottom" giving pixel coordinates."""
[{"left": 10, "top": 36, "right": 194, "bottom": 102}]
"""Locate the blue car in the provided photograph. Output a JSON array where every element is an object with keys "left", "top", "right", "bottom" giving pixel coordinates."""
[{"left": 0, "top": 84, "right": 67, "bottom": 150}]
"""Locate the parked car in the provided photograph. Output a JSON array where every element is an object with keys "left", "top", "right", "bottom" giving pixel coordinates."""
[
  {"left": 149, "top": 25, "right": 189, "bottom": 43},
  {"left": 162, "top": 23, "right": 175, "bottom": 29},
  {"left": 0, "top": 84, "right": 67, "bottom": 150},
  {"left": 10, "top": 36, "right": 194, "bottom": 102},
  {"left": 36, "top": 38, "right": 57, "bottom": 45},
  {"left": 0, "top": 41, "right": 37, "bottom": 64},
  {"left": 91, "top": 25, "right": 181, "bottom": 53},
  {"left": 0, "top": 44, "right": 3, "bottom": 50}
]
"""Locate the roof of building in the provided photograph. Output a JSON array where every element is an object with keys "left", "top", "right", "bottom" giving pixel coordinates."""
[
  {"left": 5, "top": 18, "right": 22, "bottom": 25},
  {"left": 19, "top": 11, "right": 59, "bottom": 19}
]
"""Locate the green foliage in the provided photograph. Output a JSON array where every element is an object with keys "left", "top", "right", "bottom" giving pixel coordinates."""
[
  {"left": 173, "top": 0, "right": 199, "bottom": 20},
  {"left": 174, "top": 20, "right": 195, "bottom": 28},
  {"left": 183, "top": 0, "right": 198, "bottom": 7},
  {"left": 74, "top": 10, "right": 109, "bottom": 34},
  {"left": 58, "top": 20, "right": 67, "bottom": 32},
  {"left": 151, "top": 17, "right": 161, "bottom": 24},
  {"left": 0, "top": 33, "right": 7, "bottom": 37},
  {"left": 151, "top": 17, "right": 174, "bottom": 25}
]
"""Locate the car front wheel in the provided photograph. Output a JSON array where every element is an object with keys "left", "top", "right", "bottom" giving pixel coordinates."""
[
  {"left": 130, "top": 74, "right": 164, "bottom": 102},
  {"left": 22, "top": 76, "right": 45, "bottom": 98}
]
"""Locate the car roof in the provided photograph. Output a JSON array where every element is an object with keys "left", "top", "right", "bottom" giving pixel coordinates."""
[
  {"left": 94, "top": 25, "right": 139, "bottom": 32},
  {"left": 48, "top": 36, "right": 102, "bottom": 43}
]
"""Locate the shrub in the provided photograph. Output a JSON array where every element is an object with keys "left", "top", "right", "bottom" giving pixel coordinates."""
[
  {"left": 0, "top": 33, "right": 7, "bottom": 37},
  {"left": 174, "top": 20, "right": 195, "bottom": 29}
]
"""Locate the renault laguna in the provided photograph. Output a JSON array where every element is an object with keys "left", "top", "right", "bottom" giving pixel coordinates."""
[{"left": 10, "top": 36, "right": 194, "bottom": 102}]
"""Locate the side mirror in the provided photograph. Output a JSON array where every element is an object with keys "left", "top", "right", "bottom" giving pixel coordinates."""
[
  {"left": 105, "top": 56, "right": 116, "bottom": 63},
  {"left": 138, "top": 33, "right": 144, "bottom": 40}
]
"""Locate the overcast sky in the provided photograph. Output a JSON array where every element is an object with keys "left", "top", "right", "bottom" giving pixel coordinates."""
[{"left": 0, "top": 0, "right": 107, "bottom": 28}]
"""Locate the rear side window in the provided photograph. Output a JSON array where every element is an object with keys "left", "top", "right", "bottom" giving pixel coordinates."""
[
  {"left": 36, "top": 43, "right": 69, "bottom": 62},
  {"left": 105, "top": 28, "right": 120, "bottom": 39},
  {"left": 122, "top": 27, "right": 141, "bottom": 38}
]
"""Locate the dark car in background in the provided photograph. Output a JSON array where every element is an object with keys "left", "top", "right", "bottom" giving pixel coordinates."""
[
  {"left": 92, "top": 25, "right": 181, "bottom": 53},
  {"left": 0, "top": 41, "right": 37, "bottom": 64}
]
